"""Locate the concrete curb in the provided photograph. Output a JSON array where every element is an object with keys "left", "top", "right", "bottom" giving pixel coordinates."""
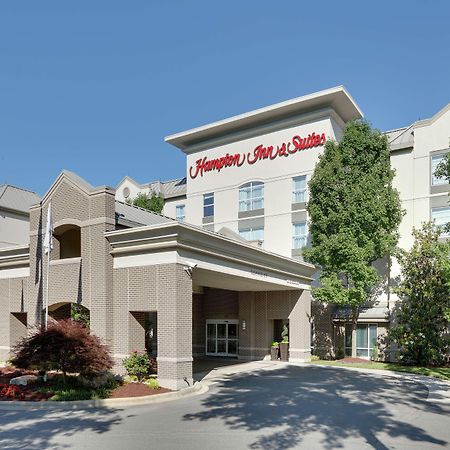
[
  {"left": 301, "top": 362, "right": 450, "bottom": 404},
  {"left": 0, "top": 381, "right": 209, "bottom": 411}
]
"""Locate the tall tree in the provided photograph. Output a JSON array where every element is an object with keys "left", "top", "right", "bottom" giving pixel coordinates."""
[
  {"left": 304, "top": 120, "right": 403, "bottom": 357},
  {"left": 389, "top": 223, "right": 450, "bottom": 366},
  {"left": 127, "top": 192, "right": 164, "bottom": 214}
]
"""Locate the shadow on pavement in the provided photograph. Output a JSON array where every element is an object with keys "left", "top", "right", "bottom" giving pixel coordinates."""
[
  {"left": 184, "top": 365, "right": 449, "bottom": 449},
  {"left": 0, "top": 407, "right": 123, "bottom": 449}
]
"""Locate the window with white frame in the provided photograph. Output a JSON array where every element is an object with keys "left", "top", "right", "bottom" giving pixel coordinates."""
[
  {"left": 345, "top": 323, "right": 377, "bottom": 358},
  {"left": 175, "top": 204, "right": 185, "bottom": 221},
  {"left": 431, "top": 154, "right": 448, "bottom": 186},
  {"left": 292, "top": 221, "right": 308, "bottom": 249},
  {"left": 431, "top": 206, "right": 450, "bottom": 236},
  {"left": 239, "top": 181, "right": 264, "bottom": 212},
  {"left": 292, "top": 175, "right": 307, "bottom": 203},
  {"left": 203, "top": 193, "right": 214, "bottom": 217},
  {"left": 239, "top": 227, "right": 264, "bottom": 245}
]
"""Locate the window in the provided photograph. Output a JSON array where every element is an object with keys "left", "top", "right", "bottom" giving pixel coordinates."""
[
  {"left": 431, "top": 206, "right": 450, "bottom": 236},
  {"left": 292, "top": 175, "right": 307, "bottom": 203},
  {"left": 175, "top": 204, "right": 185, "bottom": 221},
  {"left": 239, "top": 227, "right": 264, "bottom": 245},
  {"left": 431, "top": 154, "right": 448, "bottom": 186},
  {"left": 203, "top": 193, "right": 214, "bottom": 217},
  {"left": 345, "top": 324, "right": 377, "bottom": 358},
  {"left": 239, "top": 181, "right": 264, "bottom": 212},
  {"left": 292, "top": 221, "right": 308, "bottom": 249}
]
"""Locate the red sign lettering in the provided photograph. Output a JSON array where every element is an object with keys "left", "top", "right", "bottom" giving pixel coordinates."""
[{"left": 189, "top": 132, "right": 326, "bottom": 179}]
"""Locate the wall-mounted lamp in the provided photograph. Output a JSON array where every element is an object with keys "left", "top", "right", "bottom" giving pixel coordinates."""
[{"left": 241, "top": 320, "right": 246, "bottom": 331}]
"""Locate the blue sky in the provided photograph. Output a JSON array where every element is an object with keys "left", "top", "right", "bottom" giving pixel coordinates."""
[{"left": 1, "top": 1, "right": 450, "bottom": 195}]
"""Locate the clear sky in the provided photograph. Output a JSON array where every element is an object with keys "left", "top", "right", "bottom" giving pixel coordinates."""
[{"left": 1, "top": 1, "right": 450, "bottom": 195}]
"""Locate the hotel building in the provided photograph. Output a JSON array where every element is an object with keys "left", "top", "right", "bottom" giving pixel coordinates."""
[{"left": 1, "top": 87, "right": 449, "bottom": 388}]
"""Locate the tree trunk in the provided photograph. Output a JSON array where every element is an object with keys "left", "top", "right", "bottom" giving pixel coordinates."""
[
  {"left": 351, "top": 307, "right": 358, "bottom": 358},
  {"left": 351, "top": 322, "right": 357, "bottom": 358}
]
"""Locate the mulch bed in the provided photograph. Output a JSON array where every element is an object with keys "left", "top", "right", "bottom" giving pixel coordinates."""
[
  {"left": 110, "top": 382, "right": 172, "bottom": 398},
  {"left": 0, "top": 368, "right": 172, "bottom": 401},
  {"left": 336, "top": 357, "right": 372, "bottom": 364}
]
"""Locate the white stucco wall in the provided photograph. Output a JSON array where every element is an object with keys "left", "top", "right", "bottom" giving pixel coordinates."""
[{"left": 185, "top": 114, "right": 342, "bottom": 252}]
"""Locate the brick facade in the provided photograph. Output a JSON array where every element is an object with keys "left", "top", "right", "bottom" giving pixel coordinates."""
[{"left": 0, "top": 171, "right": 315, "bottom": 388}]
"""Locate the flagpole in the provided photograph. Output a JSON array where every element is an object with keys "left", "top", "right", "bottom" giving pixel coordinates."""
[
  {"left": 45, "top": 249, "right": 50, "bottom": 330},
  {"left": 43, "top": 201, "right": 53, "bottom": 331}
]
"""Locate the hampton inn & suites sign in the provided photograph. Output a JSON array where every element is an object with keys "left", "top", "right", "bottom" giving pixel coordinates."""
[{"left": 189, "top": 132, "right": 326, "bottom": 179}]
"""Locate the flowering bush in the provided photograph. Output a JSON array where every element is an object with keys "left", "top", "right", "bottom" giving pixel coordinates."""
[
  {"left": 0, "top": 383, "right": 53, "bottom": 401},
  {"left": 123, "top": 351, "right": 151, "bottom": 381}
]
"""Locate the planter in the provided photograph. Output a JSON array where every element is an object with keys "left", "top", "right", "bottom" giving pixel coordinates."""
[
  {"left": 270, "top": 346, "right": 279, "bottom": 361},
  {"left": 279, "top": 342, "right": 289, "bottom": 361}
]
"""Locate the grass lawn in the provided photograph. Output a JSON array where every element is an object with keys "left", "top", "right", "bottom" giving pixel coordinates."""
[{"left": 311, "top": 360, "right": 450, "bottom": 382}]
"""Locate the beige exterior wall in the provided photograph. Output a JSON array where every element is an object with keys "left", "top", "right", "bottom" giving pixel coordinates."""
[{"left": 0, "top": 210, "right": 30, "bottom": 248}]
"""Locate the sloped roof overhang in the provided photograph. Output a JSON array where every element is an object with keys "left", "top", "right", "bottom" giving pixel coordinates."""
[
  {"left": 105, "top": 221, "right": 316, "bottom": 291},
  {"left": 165, "top": 86, "right": 363, "bottom": 153}
]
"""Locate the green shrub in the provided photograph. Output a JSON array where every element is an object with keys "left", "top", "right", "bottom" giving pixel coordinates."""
[
  {"left": 123, "top": 351, "right": 151, "bottom": 381},
  {"left": 271, "top": 341, "right": 279, "bottom": 347},
  {"left": 335, "top": 346, "right": 344, "bottom": 360},
  {"left": 144, "top": 378, "right": 160, "bottom": 390},
  {"left": 310, "top": 355, "right": 320, "bottom": 361},
  {"left": 371, "top": 344, "right": 379, "bottom": 361}
]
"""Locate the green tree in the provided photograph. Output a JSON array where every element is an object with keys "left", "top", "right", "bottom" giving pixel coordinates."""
[
  {"left": 434, "top": 153, "right": 450, "bottom": 183},
  {"left": 304, "top": 120, "right": 403, "bottom": 357},
  {"left": 127, "top": 192, "right": 164, "bottom": 214},
  {"left": 389, "top": 223, "right": 450, "bottom": 366}
]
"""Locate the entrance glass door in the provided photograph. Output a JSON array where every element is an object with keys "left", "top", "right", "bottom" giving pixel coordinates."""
[{"left": 206, "top": 320, "right": 238, "bottom": 356}]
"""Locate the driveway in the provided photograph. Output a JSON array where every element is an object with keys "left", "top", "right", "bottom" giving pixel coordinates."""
[{"left": 1, "top": 364, "right": 449, "bottom": 449}]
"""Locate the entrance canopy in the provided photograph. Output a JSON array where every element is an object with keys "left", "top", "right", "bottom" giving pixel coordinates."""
[{"left": 105, "top": 219, "right": 316, "bottom": 291}]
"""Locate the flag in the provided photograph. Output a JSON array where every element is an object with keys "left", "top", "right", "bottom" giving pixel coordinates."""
[{"left": 43, "top": 202, "right": 53, "bottom": 255}]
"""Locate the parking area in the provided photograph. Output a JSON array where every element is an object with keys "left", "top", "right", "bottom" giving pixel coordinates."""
[{"left": 1, "top": 364, "right": 449, "bottom": 449}]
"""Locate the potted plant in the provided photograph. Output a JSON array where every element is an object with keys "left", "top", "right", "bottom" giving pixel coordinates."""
[
  {"left": 270, "top": 341, "right": 280, "bottom": 360},
  {"left": 279, "top": 325, "right": 289, "bottom": 361}
]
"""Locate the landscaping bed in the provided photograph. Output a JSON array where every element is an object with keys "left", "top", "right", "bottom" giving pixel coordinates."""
[
  {"left": 110, "top": 382, "right": 171, "bottom": 398},
  {"left": 0, "top": 367, "right": 169, "bottom": 402}
]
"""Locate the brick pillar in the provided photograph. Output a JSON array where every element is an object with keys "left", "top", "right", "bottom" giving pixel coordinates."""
[
  {"left": 289, "top": 289, "right": 311, "bottom": 362},
  {"left": 157, "top": 264, "right": 193, "bottom": 390},
  {"left": 0, "top": 280, "right": 10, "bottom": 362}
]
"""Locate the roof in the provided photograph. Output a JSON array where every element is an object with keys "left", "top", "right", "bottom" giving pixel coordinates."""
[
  {"left": 116, "top": 176, "right": 187, "bottom": 199},
  {"left": 385, "top": 125, "right": 414, "bottom": 151},
  {"left": 165, "top": 86, "right": 363, "bottom": 152},
  {"left": 115, "top": 201, "right": 174, "bottom": 227},
  {"left": 160, "top": 177, "right": 187, "bottom": 199},
  {"left": 0, "top": 185, "right": 41, "bottom": 214}
]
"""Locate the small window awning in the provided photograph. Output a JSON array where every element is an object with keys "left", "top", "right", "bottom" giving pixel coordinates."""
[{"left": 333, "top": 306, "right": 390, "bottom": 322}]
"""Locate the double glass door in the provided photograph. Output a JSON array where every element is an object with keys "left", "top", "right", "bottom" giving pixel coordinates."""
[{"left": 206, "top": 320, "right": 238, "bottom": 356}]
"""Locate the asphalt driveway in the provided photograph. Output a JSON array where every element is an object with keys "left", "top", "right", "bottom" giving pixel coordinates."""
[{"left": 1, "top": 365, "right": 449, "bottom": 449}]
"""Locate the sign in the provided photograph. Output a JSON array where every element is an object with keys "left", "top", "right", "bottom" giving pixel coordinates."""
[{"left": 189, "top": 132, "right": 326, "bottom": 179}]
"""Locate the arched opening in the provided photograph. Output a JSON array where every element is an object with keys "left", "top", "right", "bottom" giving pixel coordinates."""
[
  {"left": 54, "top": 224, "right": 81, "bottom": 259},
  {"left": 48, "top": 302, "right": 90, "bottom": 327}
]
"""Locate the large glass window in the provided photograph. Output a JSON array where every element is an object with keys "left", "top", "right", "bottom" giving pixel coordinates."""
[
  {"left": 431, "top": 154, "right": 448, "bottom": 186},
  {"left": 431, "top": 206, "right": 450, "bottom": 237},
  {"left": 239, "top": 181, "right": 264, "bottom": 212},
  {"left": 175, "top": 204, "right": 185, "bottom": 221},
  {"left": 239, "top": 227, "right": 264, "bottom": 245},
  {"left": 292, "top": 222, "right": 308, "bottom": 249},
  {"left": 345, "top": 324, "right": 377, "bottom": 358},
  {"left": 292, "top": 175, "right": 307, "bottom": 203},
  {"left": 203, "top": 193, "right": 214, "bottom": 217}
]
